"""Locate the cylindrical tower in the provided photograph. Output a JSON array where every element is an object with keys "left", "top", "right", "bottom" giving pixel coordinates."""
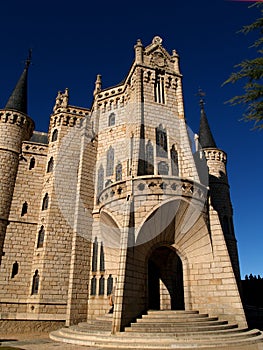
[
  {"left": 198, "top": 98, "right": 241, "bottom": 283},
  {"left": 0, "top": 58, "right": 34, "bottom": 263}
]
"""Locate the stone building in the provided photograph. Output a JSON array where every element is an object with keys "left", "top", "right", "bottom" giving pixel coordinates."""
[{"left": 0, "top": 36, "right": 247, "bottom": 333}]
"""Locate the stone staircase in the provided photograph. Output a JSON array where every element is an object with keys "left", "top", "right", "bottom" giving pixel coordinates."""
[{"left": 50, "top": 310, "right": 263, "bottom": 349}]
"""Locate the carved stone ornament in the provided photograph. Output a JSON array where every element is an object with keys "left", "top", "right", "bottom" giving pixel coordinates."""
[
  {"left": 152, "top": 36, "right": 163, "bottom": 45},
  {"left": 151, "top": 51, "right": 166, "bottom": 68}
]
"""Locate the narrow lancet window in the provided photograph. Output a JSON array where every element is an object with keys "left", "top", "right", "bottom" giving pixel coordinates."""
[
  {"left": 97, "top": 165, "right": 104, "bottom": 198},
  {"left": 51, "top": 129, "right": 58, "bottom": 142},
  {"left": 92, "top": 237, "right": 98, "bottom": 272},
  {"left": 11, "top": 261, "right": 19, "bottom": 278},
  {"left": 100, "top": 242, "right": 105, "bottom": 272},
  {"left": 31, "top": 270, "right": 40, "bottom": 295},
  {"left": 106, "top": 146, "right": 114, "bottom": 176},
  {"left": 116, "top": 162, "right": 122, "bottom": 181},
  {"left": 107, "top": 274, "right": 113, "bottom": 295},
  {"left": 37, "top": 226, "right": 45, "bottom": 248},
  {"left": 90, "top": 276, "right": 97, "bottom": 296},
  {"left": 42, "top": 193, "right": 49, "bottom": 210},
  {"left": 170, "top": 145, "right": 179, "bottom": 176},
  {"left": 108, "top": 113, "right": 115, "bottom": 126},
  {"left": 145, "top": 140, "right": 154, "bottom": 175},
  {"left": 99, "top": 276, "right": 105, "bottom": 295},
  {"left": 156, "top": 124, "right": 167, "bottom": 157},
  {"left": 154, "top": 70, "right": 165, "bottom": 104},
  {"left": 47, "top": 157, "right": 54, "bottom": 173},
  {"left": 21, "top": 202, "right": 28, "bottom": 216},
  {"left": 29, "top": 157, "right": 35, "bottom": 170}
]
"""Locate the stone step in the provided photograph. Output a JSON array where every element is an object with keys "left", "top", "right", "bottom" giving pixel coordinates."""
[
  {"left": 125, "top": 323, "right": 239, "bottom": 332},
  {"left": 63, "top": 325, "right": 261, "bottom": 341},
  {"left": 147, "top": 310, "right": 200, "bottom": 315},
  {"left": 95, "top": 314, "right": 114, "bottom": 321},
  {"left": 50, "top": 329, "right": 263, "bottom": 349},
  {"left": 142, "top": 310, "right": 204, "bottom": 319},
  {"left": 118, "top": 328, "right": 262, "bottom": 340},
  {"left": 49, "top": 310, "right": 263, "bottom": 349},
  {"left": 61, "top": 326, "right": 112, "bottom": 336},
  {"left": 137, "top": 315, "right": 219, "bottom": 323},
  {"left": 75, "top": 324, "right": 112, "bottom": 332}
]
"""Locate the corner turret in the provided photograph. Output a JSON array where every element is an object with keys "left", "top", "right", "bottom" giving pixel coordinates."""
[
  {"left": 0, "top": 52, "right": 34, "bottom": 263},
  {"left": 197, "top": 93, "right": 241, "bottom": 284}
]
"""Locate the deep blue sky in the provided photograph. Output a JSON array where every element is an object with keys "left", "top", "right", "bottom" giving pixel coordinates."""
[{"left": 0, "top": 0, "right": 262, "bottom": 278}]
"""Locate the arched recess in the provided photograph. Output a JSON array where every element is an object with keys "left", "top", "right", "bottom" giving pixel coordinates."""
[
  {"left": 99, "top": 209, "right": 121, "bottom": 250},
  {"left": 116, "top": 197, "right": 207, "bottom": 331},
  {"left": 148, "top": 245, "right": 184, "bottom": 311},
  {"left": 88, "top": 209, "right": 122, "bottom": 317}
]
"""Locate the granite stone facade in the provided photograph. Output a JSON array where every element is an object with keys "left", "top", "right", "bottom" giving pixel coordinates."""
[{"left": 0, "top": 37, "right": 247, "bottom": 332}]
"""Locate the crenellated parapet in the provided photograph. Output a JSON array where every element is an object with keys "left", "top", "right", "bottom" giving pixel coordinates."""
[
  {"left": 0, "top": 109, "right": 34, "bottom": 140},
  {"left": 203, "top": 149, "right": 227, "bottom": 163},
  {"left": 22, "top": 142, "right": 48, "bottom": 156},
  {"left": 50, "top": 107, "right": 90, "bottom": 128}
]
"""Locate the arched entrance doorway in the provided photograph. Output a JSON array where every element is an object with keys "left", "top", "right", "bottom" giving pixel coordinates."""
[{"left": 148, "top": 246, "right": 184, "bottom": 310}]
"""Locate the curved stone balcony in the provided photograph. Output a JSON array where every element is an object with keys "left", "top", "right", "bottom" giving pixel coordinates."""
[{"left": 97, "top": 176, "right": 208, "bottom": 208}]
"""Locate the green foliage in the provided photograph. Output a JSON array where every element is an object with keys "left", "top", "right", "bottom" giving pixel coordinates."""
[{"left": 224, "top": 2, "right": 263, "bottom": 129}]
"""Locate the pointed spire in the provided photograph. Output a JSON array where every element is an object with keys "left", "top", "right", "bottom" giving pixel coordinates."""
[
  {"left": 198, "top": 90, "right": 217, "bottom": 149},
  {"left": 5, "top": 49, "right": 32, "bottom": 114},
  {"left": 93, "top": 74, "right": 102, "bottom": 96}
]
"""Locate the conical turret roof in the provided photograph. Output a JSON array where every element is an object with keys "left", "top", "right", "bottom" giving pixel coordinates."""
[
  {"left": 198, "top": 97, "right": 217, "bottom": 149},
  {"left": 5, "top": 51, "right": 31, "bottom": 114}
]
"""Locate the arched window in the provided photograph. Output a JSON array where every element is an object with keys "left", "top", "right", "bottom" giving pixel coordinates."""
[
  {"left": 115, "top": 162, "right": 122, "bottom": 181},
  {"left": 107, "top": 274, "right": 113, "bottom": 295},
  {"left": 97, "top": 165, "right": 104, "bottom": 197},
  {"left": 51, "top": 129, "right": 58, "bottom": 142},
  {"left": 29, "top": 157, "right": 35, "bottom": 170},
  {"left": 106, "top": 146, "right": 114, "bottom": 176},
  {"left": 145, "top": 140, "right": 154, "bottom": 175},
  {"left": 156, "top": 124, "right": 167, "bottom": 157},
  {"left": 100, "top": 242, "right": 105, "bottom": 272},
  {"left": 47, "top": 157, "right": 54, "bottom": 173},
  {"left": 11, "top": 261, "right": 19, "bottom": 278},
  {"left": 90, "top": 276, "right": 97, "bottom": 296},
  {"left": 154, "top": 69, "right": 165, "bottom": 104},
  {"left": 42, "top": 193, "right": 49, "bottom": 211},
  {"left": 92, "top": 237, "right": 98, "bottom": 272},
  {"left": 37, "top": 226, "right": 45, "bottom": 248},
  {"left": 158, "top": 161, "right": 169, "bottom": 175},
  {"left": 21, "top": 202, "right": 28, "bottom": 216},
  {"left": 108, "top": 113, "right": 115, "bottom": 126},
  {"left": 99, "top": 275, "right": 105, "bottom": 295},
  {"left": 31, "top": 270, "right": 40, "bottom": 295},
  {"left": 170, "top": 145, "right": 179, "bottom": 176}
]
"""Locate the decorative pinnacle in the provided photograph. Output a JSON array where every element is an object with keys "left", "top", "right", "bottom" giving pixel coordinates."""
[
  {"left": 25, "top": 49, "right": 32, "bottom": 69},
  {"left": 197, "top": 88, "right": 217, "bottom": 149},
  {"left": 197, "top": 88, "right": 206, "bottom": 110},
  {"left": 94, "top": 74, "right": 102, "bottom": 96},
  {"left": 135, "top": 39, "right": 143, "bottom": 47}
]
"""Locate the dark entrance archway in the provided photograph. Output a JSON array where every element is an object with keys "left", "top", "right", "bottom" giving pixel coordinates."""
[{"left": 148, "top": 246, "right": 184, "bottom": 310}]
